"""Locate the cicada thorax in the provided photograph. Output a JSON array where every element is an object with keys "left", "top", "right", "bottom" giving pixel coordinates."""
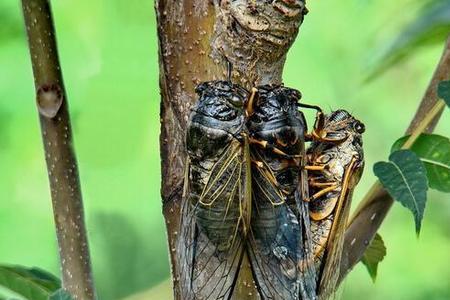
[
  {"left": 306, "top": 109, "right": 365, "bottom": 299},
  {"left": 178, "top": 80, "right": 251, "bottom": 299},
  {"left": 247, "top": 85, "right": 307, "bottom": 195},
  {"left": 246, "top": 85, "right": 317, "bottom": 300}
]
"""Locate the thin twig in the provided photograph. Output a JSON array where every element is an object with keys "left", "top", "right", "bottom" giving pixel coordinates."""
[
  {"left": 21, "top": 1, "right": 96, "bottom": 299},
  {"left": 339, "top": 36, "right": 450, "bottom": 282}
]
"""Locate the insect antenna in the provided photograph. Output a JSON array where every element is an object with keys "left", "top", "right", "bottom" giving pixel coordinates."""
[{"left": 298, "top": 102, "right": 323, "bottom": 113}]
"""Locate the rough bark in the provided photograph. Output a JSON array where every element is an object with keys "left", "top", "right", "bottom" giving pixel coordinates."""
[
  {"left": 339, "top": 36, "right": 450, "bottom": 282},
  {"left": 21, "top": 1, "right": 96, "bottom": 299},
  {"left": 156, "top": 1, "right": 308, "bottom": 298}
]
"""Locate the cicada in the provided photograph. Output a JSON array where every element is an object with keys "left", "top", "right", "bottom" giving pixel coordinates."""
[
  {"left": 305, "top": 110, "right": 365, "bottom": 299},
  {"left": 246, "top": 85, "right": 317, "bottom": 300},
  {"left": 177, "top": 80, "right": 251, "bottom": 300},
  {"left": 178, "top": 79, "right": 320, "bottom": 300}
]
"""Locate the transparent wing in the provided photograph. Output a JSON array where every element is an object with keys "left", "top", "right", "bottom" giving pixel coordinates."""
[
  {"left": 178, "top": 142, "right": 248, "bottom": 300},
  {"left": 247, "top": 153, "right": 317, "bottom": 300},
  {"left": 317, "top": 157, "right": 360, "bottom": 299},
  {"left": 294, "top": 187, "right": 319, "bottom": 300}
]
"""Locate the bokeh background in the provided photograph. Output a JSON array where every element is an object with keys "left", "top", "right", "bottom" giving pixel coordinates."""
[{"left": 0, "top": 0, "right": 449, "bottom": 299}]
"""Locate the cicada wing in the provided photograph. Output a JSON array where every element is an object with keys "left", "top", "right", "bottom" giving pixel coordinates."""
[
  {"left": 317, "top": 157, "right": 360, "bottom": 299},
  {"left": 294, "top": 188, "right": 319, "bottom": 300},
  {"left": 247, "top": 157, "right": 316, "bottom": 300},
  {"left": 177, "top": 142, "right": 248, "bottom": 300},
  {"left": 296, "top": 146, "right": 319, "bottom": 299}
]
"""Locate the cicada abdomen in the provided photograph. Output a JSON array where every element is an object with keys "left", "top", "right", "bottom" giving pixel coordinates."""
[
  {"left": 306, "top": 110, "right": 365, "bottom": 299},
  {"left": 246, "top": 85, "right": 317, "bottom": 300},
  {"left": 178, "top": 81, "right": 251, "bottom": 300}
]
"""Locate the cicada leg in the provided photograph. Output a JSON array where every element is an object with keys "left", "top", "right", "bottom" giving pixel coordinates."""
[
  {"left": 251, "top": 160, "right": 264, "bottom": 168},
  {"left": 309, "top": 184, "right": 339, "bottom": 201},
  {"left": 251, "top": 158, "right": 290, "bottom": 195},
  {"left": 245, "top": 87, "right": 258, "bottom": 117},
  {"left": 248, "top": 136, "right": 301, "bottom": 159},
  {"left": 314, "top": 132, "right": 348, "bottom": 143},
  {"left": 306, "top": 110, "right": 348, "bottom": 143},
  {"left": 309, "top": 180, "right": 337, "bottom": 188},
  {"left": 304, "top": 162, "right": 338, "bottom": 201},
  {"left": 305, "top": 165, "right": 326, "bottom": 171}
]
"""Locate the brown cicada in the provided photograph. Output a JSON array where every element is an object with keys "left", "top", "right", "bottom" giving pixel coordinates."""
[
  {"left": 178, "top": 80, "right": 319, "bottom": 300},
  {"left": 305, "top": 109, "right": 365, "bottom": 299}
]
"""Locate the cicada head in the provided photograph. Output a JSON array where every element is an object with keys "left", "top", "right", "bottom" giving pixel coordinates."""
[
  {"left": 325, "top": 109, "right": 365, "bottom": 134},
  {"left": 247, "top": 85, "right": 307, "bottom": 155},
  {"left": 187, "top": 81, "right": 248, "bottom": 159},
  {"left": 311, "top": 109, "right": 365, "bottom": 166}
]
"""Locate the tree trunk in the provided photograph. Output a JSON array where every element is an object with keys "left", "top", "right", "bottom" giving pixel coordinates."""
[{"left": 156, "top": 1, "right": 308, "bottom": 298}]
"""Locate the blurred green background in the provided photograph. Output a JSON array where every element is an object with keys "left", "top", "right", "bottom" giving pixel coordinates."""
[{"left": 0, "top": 0, "right": 449, "bottom": 299}]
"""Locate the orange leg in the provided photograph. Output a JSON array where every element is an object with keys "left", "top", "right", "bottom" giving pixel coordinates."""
[
  {"left": 309, "top": 181, "right": 337, "bottom": 187},
  {"left": 305, "top": 165, "right": 326, "bottom": 171},
  {"left": 245, "top": 87, "right": 258, "bottom": 117},
  {"left": 310, "top": 184, "right": 339, "bottom": 201},
  {"left": 249, "top": 137, "right": 268, "bottom": 148},
  {"left": 251, "top": 160, "right": 264, "bottom": 168},
  {"left": 249, "top": 137, "right": 300, "bottom": 158}
]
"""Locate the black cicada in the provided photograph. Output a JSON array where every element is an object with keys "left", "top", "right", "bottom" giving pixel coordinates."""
[
  {"left": 246, "top": 85, "right": 317, "bottom": 300},
  {"left": 305, "top": 110, "right": 365, "bottom": 299},
  {"left": 178, "top": 80, "right": 251, "bottom": 300},
  {"left": 178, "top": 79, "right": 319, "bottom": 300}
]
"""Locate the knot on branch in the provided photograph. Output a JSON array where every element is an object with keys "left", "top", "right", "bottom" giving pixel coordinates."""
[
  {"left": 37, "top": 83, "right": 63, "bottom": 119},
  {"left": 212, "top": 0, "right": 307, "bottom": 86}
]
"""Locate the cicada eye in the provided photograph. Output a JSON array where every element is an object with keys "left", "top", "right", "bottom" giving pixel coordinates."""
[
  {"left": 291, "top": 90, "right": 301, "bottom": 101},
  {"left": 353, "top": 121, "right": 365, "bottom": 134}
]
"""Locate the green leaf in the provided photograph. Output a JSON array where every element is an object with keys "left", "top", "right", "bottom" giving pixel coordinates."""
[
  {"left": 392, "top": 134, "right": 450, "bottom": 193},
  {"left": 26, "top": 269, "right": 60, "bottom": 289},
  {"left": 374, "top": 150, "right": 428, "bottom": 234},
  {"left": 438, "top": 80, "right": 450, "bottom": 107},
  {"left": 366, "top": 1, "right": 450, "bottom": 81},
  {"left": 361, "top": 233, "right": 386, "bottom": 282},
  {"left": 0, "top": 265, "right": 60, "bottom": 300},
  {"left": 48, "top": 289, "right": 73, "bottom": 300}
]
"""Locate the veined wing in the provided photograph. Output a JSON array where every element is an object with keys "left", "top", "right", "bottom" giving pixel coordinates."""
[
  {"left": 247, "top": 150, "right": 317, "bottom": 300},
  {"left": 316, "top": 157, "right": 361, "bottom": 299},
  {"left": 296, "top": 166, "right": 319, "bottom": 300},
  {"left": 178, "top": 139, "right": 250, "bottom": 300}
]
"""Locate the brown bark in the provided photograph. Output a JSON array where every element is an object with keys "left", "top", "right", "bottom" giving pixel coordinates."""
[
  {"left": 21, "top": 0, "right": 96, "bottom": 299},
  {"left": 156, "top": 1, "right": 308, "bottom": 298},
  {"left": 339, "top": 36, "right": 450, "bottom": 282}
]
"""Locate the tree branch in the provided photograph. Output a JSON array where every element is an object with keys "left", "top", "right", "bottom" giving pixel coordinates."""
[
  {"left": 339, "top": 35, "right": 450, "bottom": 282},
  {"left": 21, "top": 1, "right": 96, "bottom": 299},
  {"left": 156, "top": 1, "right": 307, "bottom": 298}
]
